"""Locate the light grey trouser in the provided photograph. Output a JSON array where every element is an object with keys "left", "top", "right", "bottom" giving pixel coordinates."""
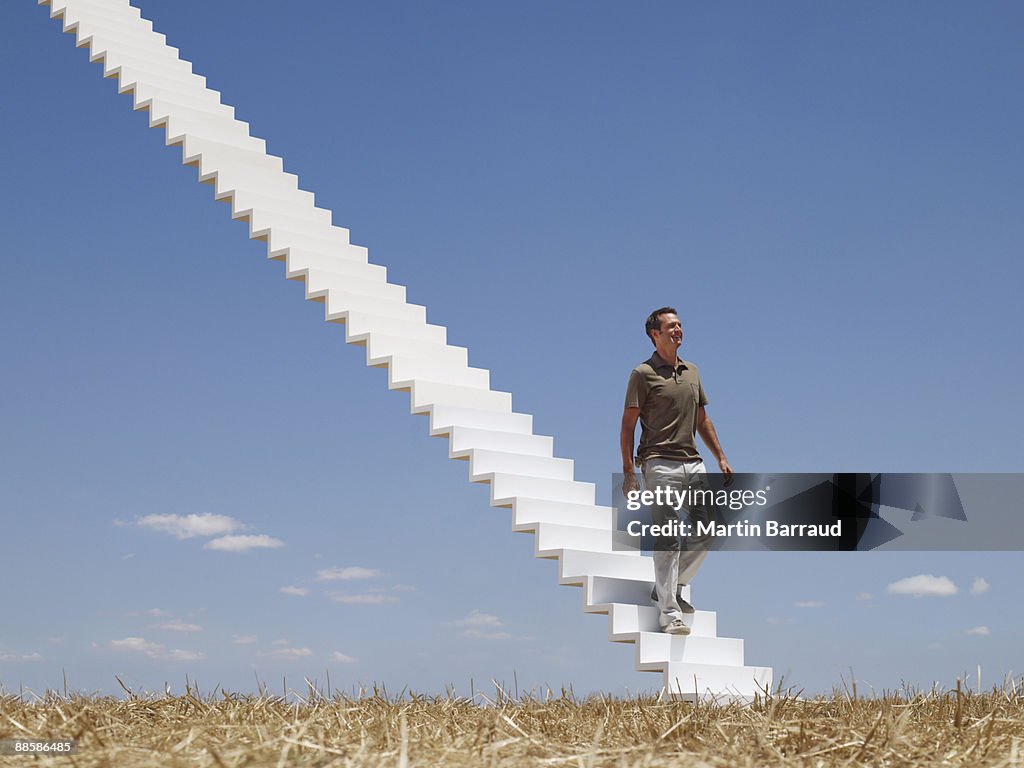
[{"left": 641, "top": 458, "right": 710, "bottom": 628}]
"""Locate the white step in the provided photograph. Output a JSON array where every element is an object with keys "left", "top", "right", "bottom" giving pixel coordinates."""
[
  {"left": 468, "top": 450, "right": 572, "bottom": 482},
  {"left": 182, "top": 136, "right": 280, "bottom": 173},
  {"left": 534, "top": 522, "right": 631, "bottom": 555},
  {"left": 51, "top": 0, "right": 138, "bottom": 18},
  {"left": 390, "top": 358, "right": 489, "bottom": 391},
  {"left": 208, "top": 165, "right": 301, "bottom": 198},
  {"left": 410, "top": 381, "right": 511, "bottom": 414},
  {"left": 582, "top": 575, "right": 658, "bottom": 609},
  {"left": 429, "top": 405, "right": 532, "bottom": 437},
  {"left": 608, "top": 601, "right": 716, "bottom": 639},
  {"left": 635, "top": 632, "right": 743, "bottom": 669},
  {"left": 248, "top": 212, "right": 350, "bottom": 248},
  {"left": 324, "top": 289, "right": 425, "bottom": 325},
  {"left": 448, "top": 427, "right": 552, "bottom": 459},
  {"left": 229, "top": 189, "right": 330, "bottom": 225},
  {"left": 145, "top": 94, "right": 235, "bottom": 126},
  {"left": 64, "top": 6, "right": 152, "bottom": 31},
  {"left": 265, "top": 228, "right": 357, "bottom": 258},
  {"left": 102, "top": 53, "right": 205, "bottom": 89},
  {"left": 511, "top": 498, "right": 613, "bottom": 530},
  {"left": 663, "top": 662, "right": 772, "bottom": 702},
  {"left": 343, "top": 311, "right": 446, "bottom": 345},
  {"left": 73, "top": 23, "right": 165, "bottom": 52},
  {"left": 305, "top": 269, "right": 405, "bottom": 303},
  {"left": 365, "top": 334, "right": 467, "bottom": 368},
  {"left": 109, "top": 63, "right": 208, "bottom": 97},
  {"left": 81, "top": 34, "right": 187, "bottom": 71},
  {"left": 489, "top": 474, "right": 594, "bottom": 507},
  {"left": 558, "top": 549, "right": 653, "bottom": 584},
  {"left": 282, "top": 250, "right": 380, "bottom": 282},
  {"left": 128, "top": 80, "right": 225, "bottom": 112}
]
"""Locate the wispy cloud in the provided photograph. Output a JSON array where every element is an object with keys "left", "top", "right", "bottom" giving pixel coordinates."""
[
  {"left": 855, "top": 592, "right": 873, "bottom": 601},
  {"left": 0, "top": 650, "right": 43, "bottom": 662},
  {"left": 232, "top": 634, "right": 257, "bottom": 645},
  {"left": 152, "top": 619, "right": 203, "bottom": 633},
  {"left": 970, "top": 577, "right": 990, "bottom": 596},
  {"left": 331, "top": 651, "right": 357, "bottom": 663},
  {"left": 447, "top": 610, "right": 511, "bottom": 639},
  {"left": 795, "top": 600, "right": 826, "bottom": 608},
  {"left": 204, "top": 534, "right": 284, "bottom": 552},
  {"left": 449, "top": 610, "right": 504, "bottom": 628},
  {"left": 316, "top": 566, "right": 380, "bottom": 582},
  {"left": 967, "top": 626, "right": 991, "bottom": 636},
  {"left": 279, "top": 586, "right": 309, "bottom": 596},
  {"left": 258, "top": 647, "right": 313, "bottom": 660},
  {"left": 135, "top": 513, "right": 242, "bottom": 540},
  {"left": 109, "top": 637, "right": 205, "bottom": 662},
  {"left": 329, "top": 593, "right": 399, "bottom": 605},
  {"left": 886, "top": 574, "right": 958, "bottom": 598}
]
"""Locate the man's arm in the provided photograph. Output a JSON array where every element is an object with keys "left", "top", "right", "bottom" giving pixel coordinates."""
[
  {"left": 696, "top": 405, "right": 733, "bottom": 484},
  {"left": 620, "top": 407, "right": 641, "bottom": 494}
]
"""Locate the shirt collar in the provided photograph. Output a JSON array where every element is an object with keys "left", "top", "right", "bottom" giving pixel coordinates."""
[{"left": 649, "top": 351, "right": 687, "bottom": 372}]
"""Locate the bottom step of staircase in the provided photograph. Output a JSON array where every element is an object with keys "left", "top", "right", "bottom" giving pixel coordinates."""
[{"left": 662, "top": 661, "right": 773, "bottom": 703}]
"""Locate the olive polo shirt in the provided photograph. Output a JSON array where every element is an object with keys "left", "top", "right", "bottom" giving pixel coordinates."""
[{"left": 624, "top": 351, "right": 709, "bottom": 464}]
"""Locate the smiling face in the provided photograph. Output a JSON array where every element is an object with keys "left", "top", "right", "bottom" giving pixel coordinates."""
[{"left": 650, "top": 312, "right": 683, "bottom": 349}]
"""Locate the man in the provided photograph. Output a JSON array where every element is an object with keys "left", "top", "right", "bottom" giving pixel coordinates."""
[{"left": 620, "top": 307, "right": 733, "bottom": 635}]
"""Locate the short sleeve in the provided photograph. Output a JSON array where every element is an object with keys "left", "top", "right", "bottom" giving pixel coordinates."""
[
  {"left": 624, "top": 369, "right": 646, "bottom": 410},
  {"left": 697, "top": 376, "right": 709, "bottom": 407}
]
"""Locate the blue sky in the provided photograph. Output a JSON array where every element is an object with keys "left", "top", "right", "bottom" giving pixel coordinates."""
[{"left": 1, "top": 0, "right": 1022, "bottom": 698}]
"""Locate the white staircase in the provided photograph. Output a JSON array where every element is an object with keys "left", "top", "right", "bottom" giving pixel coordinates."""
[{"left": 41, "top": 0, "right": 771, "bottom": 702}]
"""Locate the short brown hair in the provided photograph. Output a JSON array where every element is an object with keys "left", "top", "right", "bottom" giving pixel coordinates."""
[{"left": 645, "top": 307, "right": 678, "bottom": 344}]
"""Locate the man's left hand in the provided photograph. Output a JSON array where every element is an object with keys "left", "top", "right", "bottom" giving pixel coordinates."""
[{"left": 719, "top": 458, "right": 734, "bottom": 486}]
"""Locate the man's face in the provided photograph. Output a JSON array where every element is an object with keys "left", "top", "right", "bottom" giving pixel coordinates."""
[{"left": 652, "top": 313, "right": 683, "bottom": 347}]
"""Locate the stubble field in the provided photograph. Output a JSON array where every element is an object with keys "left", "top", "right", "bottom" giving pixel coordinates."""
[{"left": 2, "top": 678, "right": 1023, "bottom": 767}]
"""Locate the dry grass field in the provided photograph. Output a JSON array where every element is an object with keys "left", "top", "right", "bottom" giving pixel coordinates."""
[{"left": 2, "top": 678, "right": 1023, "bottom": 767}]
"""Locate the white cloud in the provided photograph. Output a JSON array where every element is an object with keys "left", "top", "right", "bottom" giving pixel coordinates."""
[
  {"left": 272, "top": 639, "right": 290, "bottom": 646},
  {"left": 163, "top": 649, "right": 207, "bottom": 661},
  {"left": 449, "top": 610, "right": 504, "bottom": 628},
  {"left": 136, "top": 513, "right": 241, "bottom": 540},
  {"left": 204, "top": 534, "right": 284, "bottom": 552},
  {"left": 331, "top": 651, "right": 356, "bottom": 663},
  {"left": 152, "top": 620, "right": 203, "bottom": 633},
  {"left": 445, "top": 610, "right": 511, "bottom": 639},
  {"left": 330, "top": 593, "right": 399, "bottom": 605},
  {"left": 970, "top": 577, "right": 990, "bottom": 596},
  {"left": 109, "top": 636, "right": 205, "bottom": 661},
  {"left": 0, "top": 651, "right": 43, "bottom": 662},
  {"left": 110, "top": 637, "right": 163, "bottom": 654},
  {"left": 232, "top": 634, "right": 257, "bottom": 645},
  {"left": 795, "top": 600, "right": 826, "bottom": 609},
  {"left": 279, "top": 586, "right": 309, "bottom": 596},
  {"left": 121, "top": 553, "right": 135, "bottom": 560},
  {"left": 886, "top": 574, "right": 958, "bottom": 598},
  {"left": 258, "top": 647, "right": 313, "bottom": 660},
  {"left": 459, "top": 629, "right": 512, "bottom": 640},
  {"left": 316, "top": 566, "right": 380, "bottom": 582},
  {"left": 856, "top": 592, "right": 873, "bottom": 601},
  {"left": 967, "top": 626, "right": 991, "bottom": 636}
]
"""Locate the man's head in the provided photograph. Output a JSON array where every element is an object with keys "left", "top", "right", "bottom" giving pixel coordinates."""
[{"left": 645, "top": 307, "right": 683, "bottom": 348}]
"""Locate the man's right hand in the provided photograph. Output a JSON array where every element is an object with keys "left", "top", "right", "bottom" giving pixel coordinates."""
[{"left": 622, "top": 471, "right": 640, "bottom": 497}]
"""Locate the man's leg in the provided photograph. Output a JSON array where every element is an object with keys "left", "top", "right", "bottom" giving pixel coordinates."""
[
  {"left": 641, "top": 459, "right": 686, "bottom": 629},
  {"left": 676, "top": 460, "right": 711, "bottom": 595}
]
